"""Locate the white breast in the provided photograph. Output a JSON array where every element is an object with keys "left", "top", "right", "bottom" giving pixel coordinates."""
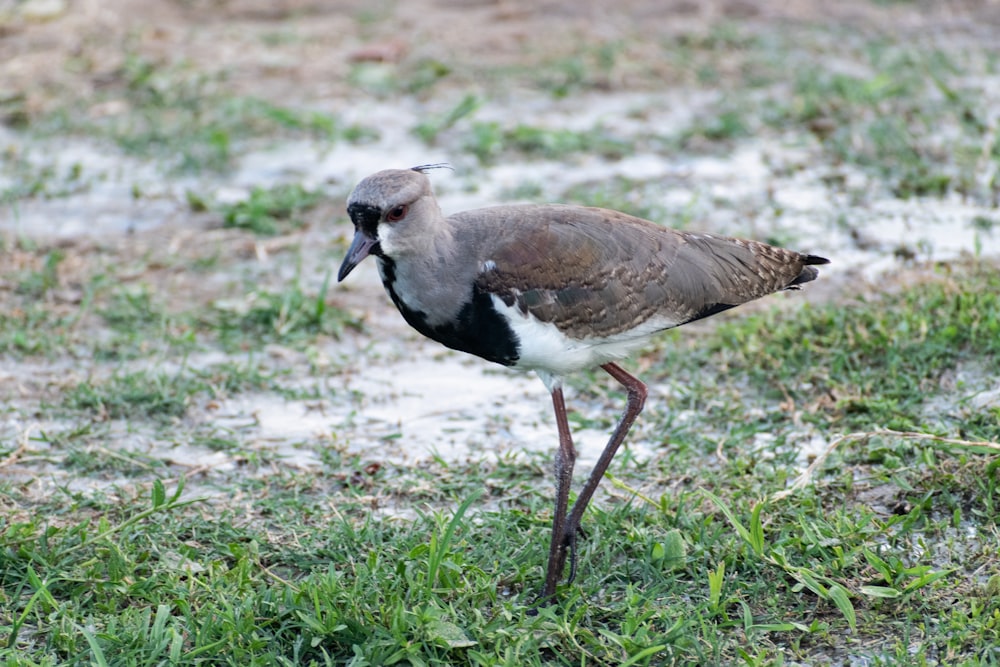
[{"left": 490, "top": 295, "right": 679, "bottom": 377}]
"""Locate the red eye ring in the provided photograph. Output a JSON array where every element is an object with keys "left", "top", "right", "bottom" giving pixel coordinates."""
[{"left": 386, "top": 204, "right": 408, "bottom": 222}]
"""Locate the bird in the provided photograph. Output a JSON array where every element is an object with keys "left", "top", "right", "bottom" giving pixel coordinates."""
[{"left": 337, "top": 164, "right": 829, "bottom": 600}]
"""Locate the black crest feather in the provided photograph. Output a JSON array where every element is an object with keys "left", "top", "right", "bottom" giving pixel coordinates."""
[{"left": 411, "top": 163, "right": 453, "bottom": 174}]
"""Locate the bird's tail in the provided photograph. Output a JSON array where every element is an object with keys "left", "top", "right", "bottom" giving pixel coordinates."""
[{"left": 787, "top": 254, "right": 830, "bottom": 288}]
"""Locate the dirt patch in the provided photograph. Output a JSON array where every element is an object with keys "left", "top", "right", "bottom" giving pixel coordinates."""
[{"left": 3, "top": 0, "right": 1000, "bottom": 116}]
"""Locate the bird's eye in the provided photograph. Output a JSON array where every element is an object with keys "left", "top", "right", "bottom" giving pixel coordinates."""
[{"left": 386, "top": 205, "right": 408, "bottom": 222}]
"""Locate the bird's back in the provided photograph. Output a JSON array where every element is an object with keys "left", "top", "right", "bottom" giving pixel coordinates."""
[{"left": 460, "top": 204, "right": 825, "bottom": 341}]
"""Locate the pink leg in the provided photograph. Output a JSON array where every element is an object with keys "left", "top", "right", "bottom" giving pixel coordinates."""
[
  {"left": 539, "top": 362, "right": 648, "bottom": 598},
  {"left": 541, "top": 385, "right": 576, "bottom": 598}
]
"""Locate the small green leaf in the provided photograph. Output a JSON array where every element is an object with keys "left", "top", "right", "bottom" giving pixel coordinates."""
[
  {"left": 152, "top": 479, "right": 166, "bottom": 508},
  {"left": 426, "top": 620, "right": 477, "bottom": 649},
  {"left": 903, "top": 568, "right": 952, "bottom": 593},
  {"left": 860, "top": 585, "right": 902, "bottom": 599},
  {"left": 828, "top": 583, "right": 856, "bottom": 631},
  {"left": 708, "top": 560, "right": 726, "bottom": 613},
  {"left": 621, "top": 644, "right": 668, "bottom": 667},
  {"left": 748, "top": 502, "right": 766, "bottom": 556},
  {"left": 653, "top": 529, "right": 687, "bottom": 571},
  {"left": 863, "top": 548, "right": 894, "bottom": 583}
]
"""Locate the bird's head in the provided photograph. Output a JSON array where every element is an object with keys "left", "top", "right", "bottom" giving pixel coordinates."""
[{"left": 337, "top": 165, "right": 448, "bottom": 281}]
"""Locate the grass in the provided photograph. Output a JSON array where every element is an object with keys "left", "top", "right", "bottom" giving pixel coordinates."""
[
  {"left": 209, "top": 272, "right": 361, "bottom": 351},
  {"left": 411, "top": 94, "right": 633, "bottom": 164},
  {"left": 0, "top": 151, "right": 88, "bottom": 205},
  {"left": 4, "top": 261, "right": 999, "bottom": 666},
  {"left": 218, "top": 184, "right": 324, "bottom": 236},
  {"left": 686, "top": 262, "right": 1000, "bottom": 438},
  {"left": 63, "top": 369, "right": 203, "bottom": 421}
]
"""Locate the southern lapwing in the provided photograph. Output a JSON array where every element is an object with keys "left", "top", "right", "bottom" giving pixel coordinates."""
[{"left": 337, "top": 165, "right": 829, "bottom": 600}]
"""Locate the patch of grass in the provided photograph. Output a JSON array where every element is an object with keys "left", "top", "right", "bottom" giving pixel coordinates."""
[
  {"left": 98, "top": 286, "right": 166, "bottom": 332},
  {"left": 346, "top": 56, "right": 454, "bottom": 98},
  {"left": 63, "top": 370, "right": 204, "bottom": 421},
  {"left": 210, "top": 272, "right": 361, "bottom": 351},
  {"left": 0, "top": 151, "right": 89, "bottom": 206},
  {"left": 30, "top": 55, "right": 376, "bottom": 173},
  {"left": 13, "top": 249, "right": 64, "bottom": 299},
  {"left": 0, "top": 305, "right": 69, "bottom": 356},
  {"left": 94, "top": 285, "right": 199, "bottom": 361},
  {"left": 701, "top": 262, "right": 1000, "bottom": 438},
  {"left": 197, "top": 359, "right": 284, "bottom": 397},
  {"left": 60, "top": 359, "right": 280, "bottom": 423},
  {"left": 528, "top": 41, "right": 626, "bottom": 98},
  {"left": 760, "top": 46, "right": 994, "bottom": 200},
  {"left": 464, "top": 122, "right": 632, "bottom": 164},
  {"left": 61, "top": 441, "right": 162, "bottom": 477},
  {"left": 3, "top": 446, "right": 997, "bottom": 666},
  {"left": 676, "top": 104, "right": 754, "bottom": 149},
  {"left": 219, "top": 183, "right": 324, "bottom": 236}
]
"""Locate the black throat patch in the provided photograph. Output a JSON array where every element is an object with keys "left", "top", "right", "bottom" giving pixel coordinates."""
[{"left": 379, "top": 257, "right": 520, "bottom": 367}]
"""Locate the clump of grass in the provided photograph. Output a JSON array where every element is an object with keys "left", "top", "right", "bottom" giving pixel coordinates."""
[
  {"left": 220, "top": 183, "right": 323, "bottom": 236},
  {"left": 0, "top": 248, "right": 76, "bottom": 355},
  {"left": 676, "top": 105, "right": 753, "bottom": 149},
  {"left": 0, "top": 152, "right": 89, "bottom": 205},
  {"left": 0, "top": 304, "right": 69, "bottom": 356},
  {"left": 60, "top": 358, "right": 281, "bottom": 423},
  {"left": 63, "top": 370, "right": 204, "bottom": 421},
  {"left": 99, "top": 286, "right": 165, "bottom": 331},
  {"left": 93, "top": 285, "right": 200, "bottom": 361},
  {"left": 210, "top": 272, "right": 361, "bottom": 351}
]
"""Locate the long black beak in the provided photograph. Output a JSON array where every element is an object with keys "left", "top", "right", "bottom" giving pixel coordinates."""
[{"left": 338, "top": 230, "right": 378, "bottom": 282}]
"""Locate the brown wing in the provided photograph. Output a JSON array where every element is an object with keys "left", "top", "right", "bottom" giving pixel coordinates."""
[{"left": 473, "top": 205, "right": 825, "bottom": 339}]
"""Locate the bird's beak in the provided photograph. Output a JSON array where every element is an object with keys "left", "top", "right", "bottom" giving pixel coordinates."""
[{"left": 337, "top": 229, "right": 378, "bottom": 282}]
